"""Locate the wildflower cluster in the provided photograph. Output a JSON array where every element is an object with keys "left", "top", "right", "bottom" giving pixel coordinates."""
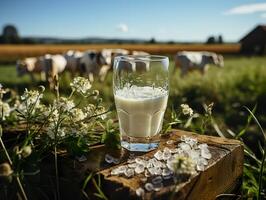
[
  {"left": 0, "top": 77, "right": 111, "bottom": 199},
  {"left": 0, "top": 85, "right": 20, "bottom": 123},
  {"left": 55, "top": 97, "right": 75, "bottom": 111},
  {"left": 70, "top": 76, "right": 92, "bottom": 96},
  {"left": 172, "top": 155, "right": 196, "bottom": 176},
  {"left": 180, "top": 104, "right": 193, "bottom": 116},
  {"left": 0, "top": 76, "right": 108, "bottom": 159},
  {"left": 165, "top": 103, "right": 215, "bottom": 134},
  {"left": 45, "top": 95, "right": 106, "bottom": 142},
  {"left": 21, "top": 88, "right": 43, "bottom": 108}
]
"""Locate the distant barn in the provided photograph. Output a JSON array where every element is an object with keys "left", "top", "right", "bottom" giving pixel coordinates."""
[{"left": 240, "top": 25, "right": 266, "bottom": 55}]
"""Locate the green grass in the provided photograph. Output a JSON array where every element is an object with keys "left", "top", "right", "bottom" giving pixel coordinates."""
[
  {"left": 1, "top": 56, "right": 266, "bottom": 128},
  {"left": 171, "top": 56, "right": 266, "bottom": 127}
]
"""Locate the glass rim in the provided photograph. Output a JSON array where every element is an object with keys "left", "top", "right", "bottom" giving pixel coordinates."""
[{"left": 114, "top": 55, "right": 169, "bottom": 62}]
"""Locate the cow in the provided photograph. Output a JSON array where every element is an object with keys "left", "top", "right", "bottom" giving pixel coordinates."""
[
  {"left": 64, "top": 50, "right": 84, "bottom": 78},
  {"left": 16, "top": 57, "right": 46, "bottom": 82},
  {"left": 107, "top": 50, "right": 150, "bottom": 75},
  {"left": 174, "top": 51, "right": 224, "bottom": 77},
  {"left": 43, "top": 54, "right": 67, "bottom": 87},
  {"left": 132, "top": 50, "right": 150, "bottom": 56},
  {"left": 17, "top": 54, "right": 67, "bottom": 88},
  {"left": 101, "top": 48, "right": 129, "bottom": 67},
  {"left": 115, "top": 56, "right": 151, "bottom": 76},
  {"left": 131, "top": 51, "right": 150, "bottom": 72},
  {"left": 80, "top": 50, "right": 109, "bottom": 82}
]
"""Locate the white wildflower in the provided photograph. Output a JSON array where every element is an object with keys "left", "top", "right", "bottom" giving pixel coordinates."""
[
  {"left": 172, "top": 155, "right": 196, "bottom": 175},
  {"left": 16, "top": 103, "right": 26, "bottom": 113},
  {"left": 206, "top": 102, "right": 214, "bottom": 115},
  {"left": 13, "top": 99, "right": 21, "bottom": 109},
  {"left": 96, "top": 106, "right": 106, "bottom": 120},
  {"left": 21, "top": 89, "right": 42, "bottom": 107},
  {"left": 0, "top": 101, "right": 11, "bottom": 120},
  {"left": 70, "top": 77, "right": 91, "bottom": 96},
  {"left": 47, "top": 125, "right": 55, "bottom": 139},
  {"left": 47, "top": 125, "right": 66, "bottom": 139},
  {"left": 180, "top": 104, "right": 193, "bottom": 116},
  {"left": 76, "top": 122, "right": 89, "bottom": 135},
  {"left": 45, "top": 107, "right": 59, "bottom": 122},
  {"left": 36, "top": 104, "right": 47, "bottom": 113},
  {"left": 21, "top": 146, "right": 32, "bottom": 158},
  {"left": 136, "top": 187, "right": 145, "bottom": 197},
  {"left": 0, "top": 84, "right": 10, "bottom": 96},
  {"left": 55, "top": 97, "right": 75, "bottom": 112},
  {"left": 84, "top": 104, "right": 96, "bottom": 117},
  {"left": 57, "top": 127, "right": 66, "bottom": 138},
  {"left": 71, "top": 108, "right": 86, "bottom": 122}
]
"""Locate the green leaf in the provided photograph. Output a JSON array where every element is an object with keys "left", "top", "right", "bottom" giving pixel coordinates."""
[
  {"left": 236, "top": 105, "right": 257, "bottom": 139},
  {"left": 102, "top": 129, "right": 121, "bottom": 150},
  {"left": 94, "top": 193, "right": 104, "bottom": 199},
  {"left": 106, "top": 119, "right": 113, "bottom": 132},
  {"left": 92, "top": 178, "right": 108, "bottom": 200},
  {"left": 244, "top": 167, "right": 258, "bottom": 187},
  {"left": 101, "top": 120, "right": 120, "bottom": 150},
  {"left": 82, "top": 172, "right": 94, "bottom": 190},
  {"left": 243, "top": 106, "right": 266, "bottom": 200},
  {"left": 64, "top": 135, "right": 90, "bottom": 156},
  {"left": 243, "top": 106, "right": 265, "bottom": 141}
]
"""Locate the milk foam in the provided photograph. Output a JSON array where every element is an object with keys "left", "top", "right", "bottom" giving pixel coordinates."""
[{"left": 115, "top": 85, "right": 167, "bottom": 100}]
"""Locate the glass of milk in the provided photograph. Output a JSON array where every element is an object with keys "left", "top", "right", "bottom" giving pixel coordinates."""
[{"left": 113, "top": 55, "right": 169, "bottom": 152}]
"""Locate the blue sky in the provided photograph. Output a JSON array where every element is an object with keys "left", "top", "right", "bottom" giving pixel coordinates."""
[{"left": 1, "top": 0, "right": 266, "bottom": 42}]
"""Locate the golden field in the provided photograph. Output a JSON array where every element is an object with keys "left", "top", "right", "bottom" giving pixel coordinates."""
[{"left": 0, "top": 43, "right": 240, "bottom": 62}]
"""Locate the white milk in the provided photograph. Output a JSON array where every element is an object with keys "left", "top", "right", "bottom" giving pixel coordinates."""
[{"left": 114, "top": 86, "right": 168, "bottom": 138}]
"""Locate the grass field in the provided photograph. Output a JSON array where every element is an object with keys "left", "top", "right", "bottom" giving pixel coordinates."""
[
  {"left": 0, "top": 55, "right": 265, "bottom": 129},
  {"left": 0, "top": 43, "right": 265, "bottom": 135},
  {"left": 170, "top": 56, "right": 266, "bottom": 130}
]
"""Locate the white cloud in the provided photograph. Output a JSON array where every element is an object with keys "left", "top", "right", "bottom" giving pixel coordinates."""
[
  {"left": 224, "top": 3, "right": 266, "bottom": 15},
  {"left": 116, "top": 23, "right": 128, "bottom": 33}
]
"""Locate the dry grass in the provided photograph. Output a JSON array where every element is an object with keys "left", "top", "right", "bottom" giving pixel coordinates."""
[{"left": 0, "top": 44, "right": 240, "bottom": 63}]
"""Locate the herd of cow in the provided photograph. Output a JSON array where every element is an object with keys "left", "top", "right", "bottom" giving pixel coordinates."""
[{"left": 16, "top": 49, "right": 224, "bottom": 88}]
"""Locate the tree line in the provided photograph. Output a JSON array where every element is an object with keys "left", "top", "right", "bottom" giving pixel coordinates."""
[{"left": 0, "top": 24, "right": 224, "bottom": 44}]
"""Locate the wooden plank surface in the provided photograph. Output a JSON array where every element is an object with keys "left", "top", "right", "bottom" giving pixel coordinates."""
[
  {"left": 80, "top": 129, "right": 244, "bottom": 200},
  {"left": 2, "top": 127, "right": 243, "bottom": 199}
]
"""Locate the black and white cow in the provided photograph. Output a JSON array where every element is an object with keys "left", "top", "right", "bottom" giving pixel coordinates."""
[
  {"left": 175, "top": 51, "right": 224, "bottom": 77},
  {"left": 17, "top": 54, "right": 67, "bottom": 88},
  {"left": 64, "top": 50, "right": 84, "bottom": 78},
  {"left": 101, "top": 48, "right": 129, "bottom": 68},
  {"left": 80, "top": 50, "right": 108, "bottom": 82},
  {"left": 16, "top": 57, "right": 46, "bottom": 81},
  {"left": 43, "top": 54, "right": 67, "bottom": 87}
]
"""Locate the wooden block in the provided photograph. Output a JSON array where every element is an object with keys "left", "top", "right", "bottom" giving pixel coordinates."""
[
  {"left": 92, "top": 129, "right": 244, "bottom": 200},
  {"left": 3, "top": 126, "right": 243, "bottom": 199}
]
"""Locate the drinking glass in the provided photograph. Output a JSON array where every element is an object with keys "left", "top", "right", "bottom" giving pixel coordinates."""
[{"left": 113, "top": 55, "right": 169, "bottom": 152}]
